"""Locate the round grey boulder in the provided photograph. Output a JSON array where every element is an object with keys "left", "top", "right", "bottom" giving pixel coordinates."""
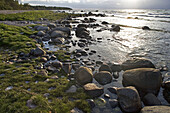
[
  {"left": 121, "top": 58, "right": 155, "bottom": 71},
  {"left": 122, "top": 68, "right": 162, "bottom": 97},
  {"left": 117, "top": 86, "right": 142, "bottom": 113},
  {"left": 94, "top": 71, "right": 112, "bottom": 85},
  {"left": 75, "top": 67, "right": 93, "bottom": 85}
]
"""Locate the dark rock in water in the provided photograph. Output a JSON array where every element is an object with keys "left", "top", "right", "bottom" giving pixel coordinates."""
[
  {"left": 87, "top": 99, "right": 95, "bottom": 108},
  {"left": 96, "top": 61, "right": 103, "bottom": 65},
  {"left": 104, "top": 94, "right": 110, "bottom": 98},
  {"left": 83, "top": 83, "right": 104, "bottom": 98},
  {"left": 110, "top": 25, "right": 120, "bottom": 32},
  {"left": 142, "top": 26, "right": 150, "bottom": 30},
  {"left": 110, "top": 63, "right": 122, "bottom": 72},
  {"left": 142, "top": 93, "right": 162, "bottom": 106},
  {"left": 123, "top": 68, "right": 162, "bottom": 97},
  {"left": 42, "top": 37, "right": 50, "bottom": 41},
  {"left": 108, "top": 87, "right": 117, "bottom": 94},
  {"left": 112, "top": 72, "right": 119, "bottom": 79},
  {"left": 75, "top": 27, "right": 90, "bottom": 38},
  {"left": 121, "top": 58, "right": 155, "bottom": 71},
  {"left": 94, "top": 71, "right": 112, "bottom": 85},
  {"left": 109, "top": 99, "right": 118, "bottom": 108},
  {"left": 51, "top": 27, "right": 71, "bottom": 36},
  {"left": 75, "top": 67, "right": 93, "bottom": 85},
  {"left": 117, "top": 86, "right": 142, "bottom": 113},
  {"left": 78, "top": 42, "right": 86, "bottom": 47},
  {"left": 77, "top": 24, "right": 87, "bottom": 28},
  {"left": 99, "top": 64, "right": 112, "bottom": 73},
  {"left": 162, "top": 81, "right": 170, "bottom": 90},
  {"left": 50, "top": 55, "right": 57, "bottom": 60},
  {"left": 140, "top": 106, "right": 170, "bottom": 113},
  {"left": 72, "top": 63, "right": 80, "bottom": 71},
  {"left": 101, "top": 21, "right": 109, "bottom": 25},
  {"left": 51, "top": 30, "right": 68, "bottom": 38}
]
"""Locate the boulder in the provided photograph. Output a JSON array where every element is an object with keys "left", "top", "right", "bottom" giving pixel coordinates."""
[
  {"left": 51, "top": 61, "right": 63, "bottom": 69},
  {"left": 142, "top": 26, "right": 150, "bottom": 30},
  {"left": 117, "top": 86, "right": 142, "bottom": 113},
  {"left": 47, "top": 23, "right": 56, "bottom": 28},
  {"left": 121, "top": 58, "right": 155, "bottom": 71},
  {"left": 75, "top": 67, "right": 93, "bottom": 85},
  {"left": 94, "top": 71, "right": 112, "bottom": 85},
  {"left": 99, "top": 64, "right": 112, "bottom": 73},
  {"left": 142, "top": 93, "right": 161, "bottom": 106},
  {"left": 37, "top": 31, "right": 45, "bottom": 36},
  {"left": 109, "top": 99, "right": 118, "bottom": 108},
  {"left": 102, "top": 21, "right": 109, "bottom": 24},
  {"left": 110, "top": 63, "right": 122, "bottom": 72},
  {"left": 51, "top": 38, "right": 65, "bottom": 44},
  {"left": 75, "top": 27, "right": 90, "bottom": 38},
  {"left": 140, "top": 106, "right": 170, "bottom": 113},
  {"left": 110, "top": 25, "right": 120, "bottom": 32},
  {"left": 51, "top": 27, "right": 71, "bottom": 36},
  {"left": 31, "top": 47, "right": 46, "bottom": 57},
  {"left": 36, "top": 26, "right": 49, "bottom": 31},
  {"left": 83, "top": 83, "right": 104, "bottom": 98},
  {"left": 51, "top": 30, "right": 68, "bottom": 38},
  {"left": 62, "top": 63, "right": 71, "bottom": 75},
  {"left": 108, "top": 87, "right": 117, "bottom": 94},
  {"left": 123, "top": 68, "right": 162, "bottom": 97}
]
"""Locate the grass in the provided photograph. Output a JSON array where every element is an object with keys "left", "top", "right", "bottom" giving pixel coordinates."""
[
  {"left": 0, "top": 10, "right": 81, "bottom": 21},
  {"left": 0, "top": 14, "right": 91, "bottom": 113}
]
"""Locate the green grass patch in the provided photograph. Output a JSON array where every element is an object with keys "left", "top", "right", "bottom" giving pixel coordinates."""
[{"left": 0, "top": 10, "right": 80, "bottom": 21}]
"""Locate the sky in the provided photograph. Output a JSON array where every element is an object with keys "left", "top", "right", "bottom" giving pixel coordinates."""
[{"left": 19, "top": 0, "right": 170, "bottom": 9}]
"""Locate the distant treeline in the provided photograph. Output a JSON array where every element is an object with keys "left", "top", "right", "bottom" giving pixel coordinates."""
[{"left": 0, "top": 0, "right": 72, "bottom": 10}]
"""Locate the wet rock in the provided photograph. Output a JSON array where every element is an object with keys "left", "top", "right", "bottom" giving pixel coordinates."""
[
  {"left": 75, "top": 67, "right": 93, "bottom": 85},
  {"left": 142, "top": 26, "right": 150, "bottom": 30},
  {"left": 51, "top": 27, "right": 71, "bottom": 36},
  {"left": 42, "top": 37, "right": 50, "bottom": 41},
  {"left": 99, "top": 64, "right": 112, "bottom": 73},
  {"left": 78, "top": 42, "right": 86, "bottom": 47},
  {"left": 87, "top": 99, "right": 95, "bottom": 108},
  {"left": 66, "top": 85, "right": 77, "bottom": 93},
  {"left": 117, "top": 86, "right": 142, "bottom": 113},
  {"left": 163, "top": 88, "right": 170, "bottom": 103},
  {"left": 50, "top": 55, "right": 57, "bottom": 60},
  {"left": 96, "top": 61, "right": 103, "bottom": 65},
  {"left": 51, "top": 30, "right": 68, "bottom": 38},
  {"left": 109, "top": 99, "right": 118, "bottom": 108},
  {"left": 108, "top": 87, "right": 117, "bottom": 94},
  {"left": 51, "top": 61, "right": 63, "bottom": 69},
  {"left": 77, "top": 24, "right": 87, "bottom": 28},
  {"left": 51, "top": 38, "right": 65, "bottom": 44},
  {"left": 163, "top": 81, "right": 170, "bottom": 90},
  {"left": 102, "top": 21, "right": 109, "bottom": 24},
  {"left": 104, "top": 94, "right": 110, "bottom": 98},
  {"left": 143, "top": 93, "right": 161, "bottom": 106},
  {"left": 62, "top": 63, "right": 71, "bottom": 75},
  {"left": 94, "top": 71, "right": 112, "bottom": 85},
  {"left": 72, "top": 64, "right": 80, "bottom": 71},
  {"left": 123, "top": 68, "right": 162, "bottom": 97},
  {"left": 31, "top": 47, "right": 46, "bottom": 57},
  {"left": 140, "top": 106, "right": 170, "bottom": 113},
  {"left": 47, "top": 23, "right": 56, "bottom": 28},
  {"left": 37, "top": 31, "right": 45, "bottom": 36},
  {"left": 110, "top": 25, "right": 120, "bottom": 32},
  {"left": 76, "top": 27, "right": 90, "bottom": 38},
  {"left": 110, "top": 63, "right": 122, "bottom": 72},
  {"left": 83, "top": 83, "right": 104, "bottom": 98},
  {"left": 121, "top": 58, "right": 155, "bottom": 71},
  {"left": 113, "top": 72, "right": 119, "bottom": 79},
  {"left": 37, "top": 70, "right": 48, "bottom": 76}
]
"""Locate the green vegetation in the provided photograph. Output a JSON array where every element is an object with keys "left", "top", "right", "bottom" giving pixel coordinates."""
[
  {"left": 0, "top": 0, "right": 72, "bottom": 10},
  {"left": 0, "top": 10, "right": 80, "bottom": 21},
  {"left": 0, "top": 23, "right": 90, "bottom": 112}
]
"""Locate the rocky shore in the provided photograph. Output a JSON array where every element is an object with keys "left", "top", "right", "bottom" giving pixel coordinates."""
[{"left": 0, "top": 10, "right": 170, "bottom": 113}]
